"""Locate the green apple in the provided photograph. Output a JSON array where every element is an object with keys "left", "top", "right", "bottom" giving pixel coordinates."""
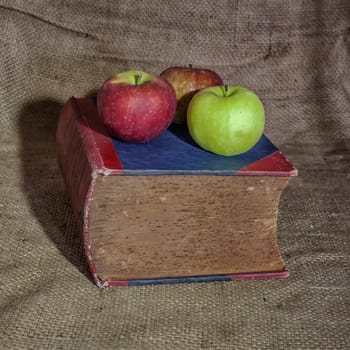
[{"left": 187, "top": 86, "right": 265, "bottom": 156}]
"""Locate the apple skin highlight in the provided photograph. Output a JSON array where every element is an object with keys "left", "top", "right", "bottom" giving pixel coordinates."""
[{"left": 97, "top": 70, "right": 177, "bottom": 143}]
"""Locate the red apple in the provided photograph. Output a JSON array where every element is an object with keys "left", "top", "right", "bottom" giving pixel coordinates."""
[
  {"left": 160, "top": 66, "right": 223, "bottom": 124},
  {"left": 97, "top": 70, "right": 177, "bottom": 142}
]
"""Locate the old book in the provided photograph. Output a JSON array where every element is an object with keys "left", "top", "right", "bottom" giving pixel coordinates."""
[{"left": 56, "top": 97, "right": 297, "bottom": 287}]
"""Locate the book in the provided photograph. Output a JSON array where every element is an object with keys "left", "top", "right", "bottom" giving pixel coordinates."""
[{"left": 56, "top": 97, "right": 297, "bottom": 287}]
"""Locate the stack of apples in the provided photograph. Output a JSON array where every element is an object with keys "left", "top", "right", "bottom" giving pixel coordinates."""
[{"left": 97, "top": 67, "right": 265, "bottom": 156}]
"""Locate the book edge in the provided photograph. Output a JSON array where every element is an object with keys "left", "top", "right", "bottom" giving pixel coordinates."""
[
  {"left": 100, "top": 269, "right": 290, "bottom": 287},
  {"left": 83, "top": 171, "right": 105, "bottom": 287},
  {"left": 89, "top": 175, "right": 289, "bottom": 286}
]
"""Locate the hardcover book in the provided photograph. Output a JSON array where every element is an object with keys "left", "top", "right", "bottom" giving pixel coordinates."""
[{"left": 56, "top": 97, "right": 297, "bottom": 287}]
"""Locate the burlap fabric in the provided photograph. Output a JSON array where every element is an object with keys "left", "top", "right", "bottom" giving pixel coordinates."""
[{"left": 1, "top": 1, "right": 349, "bottom": 349}]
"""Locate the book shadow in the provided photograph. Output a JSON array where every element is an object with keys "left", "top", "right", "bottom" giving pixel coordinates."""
[
  {"left": 167, "top": 123, "right": 201, "bottom": 149},
  {"left": 18, "top": 99, "right": 93, "bottom": 284}
]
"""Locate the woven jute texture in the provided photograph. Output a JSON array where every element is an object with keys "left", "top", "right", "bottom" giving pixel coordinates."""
[{"left": 1, "top": 1, "right": 350, "bottom": 349}]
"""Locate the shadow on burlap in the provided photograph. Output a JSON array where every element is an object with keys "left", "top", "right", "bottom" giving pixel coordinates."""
[{"left": 0, "top": 1, "right": 349, "bottom": 349}]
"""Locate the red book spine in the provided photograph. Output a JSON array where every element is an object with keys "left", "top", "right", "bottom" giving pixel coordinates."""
[{"left": 56, "top": 97, "right": 100, "bottom": 285}]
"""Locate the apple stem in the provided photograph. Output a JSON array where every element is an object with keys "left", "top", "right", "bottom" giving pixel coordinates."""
[
  {"left": 135, "top": 72, "right": 142, "bottom": 86},
  {"left": 224, "top": 85, "right": 228, "bottom": 96}
]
